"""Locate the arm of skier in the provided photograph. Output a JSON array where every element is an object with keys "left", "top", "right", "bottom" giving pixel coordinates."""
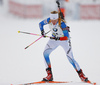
[{"left": 39, "top": 18, "right": 50, "bottom": 37}]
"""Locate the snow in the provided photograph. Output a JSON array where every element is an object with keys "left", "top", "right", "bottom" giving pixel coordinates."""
[{"left": 0, "top": 6, "right": 100, "bottom": 85}]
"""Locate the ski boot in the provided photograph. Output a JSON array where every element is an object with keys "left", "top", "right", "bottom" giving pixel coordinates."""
[
  {"left": 42, "top": 67, "right": 53, "bottom": 81},
  {"left": 77, "top": 69, "right": 91, "bottom": 83}
]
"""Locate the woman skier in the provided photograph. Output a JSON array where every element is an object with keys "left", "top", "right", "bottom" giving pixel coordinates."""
[{"left": 39, "top": 11, "right": 90, "bottom": 83}]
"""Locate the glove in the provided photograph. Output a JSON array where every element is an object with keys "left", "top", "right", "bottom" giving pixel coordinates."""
[
  {"left": 41, "top": 30, "right": 46, "bottom": 37},
  {"left": 50, "top": 37, "right": 60, "bottom": 40},
  {"left": 66, "top": 26, "right": 70, "bottom": 32}
]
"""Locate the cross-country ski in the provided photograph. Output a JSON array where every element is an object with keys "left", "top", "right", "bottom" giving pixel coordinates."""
[{"left": 18, "top": 81, "right": 96, "bottom": 85}]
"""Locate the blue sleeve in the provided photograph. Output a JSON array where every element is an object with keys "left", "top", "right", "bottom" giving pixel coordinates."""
[
  {"left": 61, "top": 22, "right": 69, "bottom": 37},
  {"left": 39, "top": 18, "right": 50, "bottom": 31}
]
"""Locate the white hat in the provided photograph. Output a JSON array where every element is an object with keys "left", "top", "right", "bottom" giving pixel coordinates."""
[{"left": 50, "top": 13, "right": 58, "bottom": 20}]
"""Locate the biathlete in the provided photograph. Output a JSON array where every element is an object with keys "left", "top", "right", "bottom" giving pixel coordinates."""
[{"left": 39, "top": 11, "right": 90, "bottom": 83}]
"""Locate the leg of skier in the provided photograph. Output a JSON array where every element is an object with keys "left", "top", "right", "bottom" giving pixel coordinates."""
[
  {"left": 61, "top": 40, "right": 90, "bottom": 83},
  {"left": 42, "top": 40, "right": 58, "bottom": 81}
]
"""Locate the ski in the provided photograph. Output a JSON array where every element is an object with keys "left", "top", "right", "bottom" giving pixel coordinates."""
[
  {"left": 18, "top": 81, "right": 69, "bottom": 85},
  {"left": 18, "top": 81, "right": 96, "bottom": 85},
  {"left": 86, "top": 81, "right": 96, "bottom": 85},
  {"left": 72, "top": 81, "right": 96, "bottom": 85}
]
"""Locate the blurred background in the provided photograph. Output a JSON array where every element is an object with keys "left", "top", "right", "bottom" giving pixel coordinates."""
[
  {"left": 1, "top": 0, "right": 100, "bottom": 20},
  {"left": 0, "top": 0, "right": 100, "bottom": 85}
]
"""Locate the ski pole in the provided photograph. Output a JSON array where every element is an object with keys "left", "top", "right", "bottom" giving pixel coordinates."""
[
  {"left": 18, "top": 31, "right": 50, "bottom": 38},
  {"left": 25, "top": 36, "right": 43, "bottom": 49},
  {"left": 25, "top": 30, "right": 51, "bottom": 49}
]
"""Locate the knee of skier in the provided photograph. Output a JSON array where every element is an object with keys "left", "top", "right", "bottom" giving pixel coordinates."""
[
  {"left": 43, "top": 49, "right": 53, "bottom": 57},
  {"left": 67, "top": 55, "right": 75, "bottom": 64}
]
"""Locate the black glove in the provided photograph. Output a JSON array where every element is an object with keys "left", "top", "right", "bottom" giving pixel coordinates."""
[
  {"left": 41, "top": 30, "right": 46, "bottom": 37},
  {"left": 50, "top": 37, "right": 60, "bottom": 40},
  {"left": 66, "top": 26, "right": 70, "bottom": 32}
]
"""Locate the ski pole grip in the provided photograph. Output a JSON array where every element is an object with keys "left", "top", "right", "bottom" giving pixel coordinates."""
[{"left": 25, "top": 46, "right": 29, "bottom": 49}]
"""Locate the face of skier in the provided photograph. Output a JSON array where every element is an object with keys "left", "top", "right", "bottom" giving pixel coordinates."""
[
  {"left": 51, "top": 19, "right": 58, "bottom": 25},
  {"left": 50, "top": 11, "right": 59, "bottom": 25}
]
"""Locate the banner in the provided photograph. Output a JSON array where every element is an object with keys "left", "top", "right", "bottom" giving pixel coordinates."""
[
  {"left": 9, "top": 0, "right": 42, "bottom": 18},
  {"left": 80, "top": 4, "right": 100, "bottom": 19}
]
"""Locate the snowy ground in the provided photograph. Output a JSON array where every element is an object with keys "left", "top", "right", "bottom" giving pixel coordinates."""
[{"left": 0, "top": 6, "right": 100, "bottom": 85}]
